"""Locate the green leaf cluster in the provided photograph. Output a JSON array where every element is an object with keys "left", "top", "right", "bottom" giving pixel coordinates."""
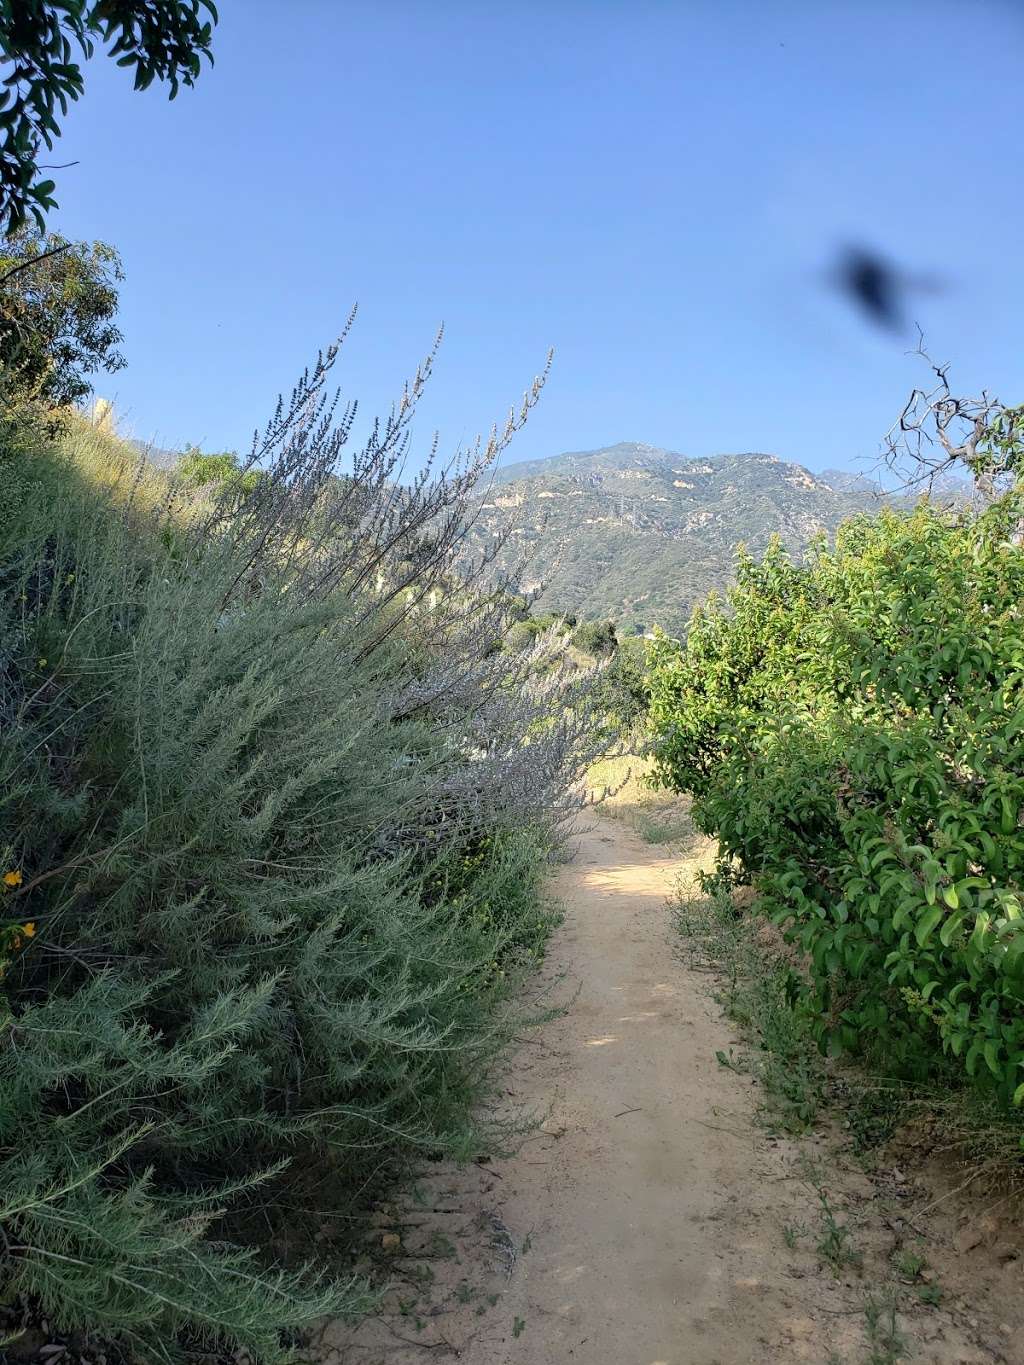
[
  {"left": 649, "top": 493, "right": 1024, "bottom": 1114},
  {"left": 176, "top": 445, "right": 264, "bottom": 497},
  {"left": 1, "top": 1, "right": 217, "bottom": 232},
  {"left": 0, "top": 230, "right": 125, "bottom": 413}
]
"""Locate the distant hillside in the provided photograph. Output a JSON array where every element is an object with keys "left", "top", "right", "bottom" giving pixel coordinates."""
[{"left": 479, "top": 442, "right": 891, "bottom": 635}]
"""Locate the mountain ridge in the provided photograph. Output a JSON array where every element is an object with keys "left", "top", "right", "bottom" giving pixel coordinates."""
[
  {"left": 493, "top": 440, "right": 802, "bottom": 485},
  {"left": 478, "top": 443, "right": 892, "bottom": 634}
]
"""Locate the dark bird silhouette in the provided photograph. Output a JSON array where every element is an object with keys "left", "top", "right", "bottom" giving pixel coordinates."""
[
  {"left": 831, "top": 245, "right": 947, "bottom": 334},
  {"left": 837, "top": 246, "right": 905, "bottom": 330}
]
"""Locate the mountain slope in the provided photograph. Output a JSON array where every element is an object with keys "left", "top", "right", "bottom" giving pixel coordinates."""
[{"left": 481, "top": 442, "right": 887, "bottom": 634}]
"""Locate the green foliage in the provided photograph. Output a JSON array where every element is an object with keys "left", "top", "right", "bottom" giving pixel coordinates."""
[
  {"left": 0, "top": 2, "right": 217, "bottom": 233},
  {"left": 649, "top": 490, "right": 1024, "bottom": 1117},
  {"left": 176, "top": 445, "right": 263, "bottom": 495},
  {"left": 0, "top": 231, "right": 124, "bottom": 411},
  {"left": 570, "top": 618, "right": 617, "bottom": 657},
  {"left": 813, "top": 1186, "right": 862, "bottom": 1274},
  {"left": 967, "top": 404, "right": 1024, "bottom": 491},
  {"left": 590, "top": 634, "right": 649, "bottom": 729},
  {"left": 863, "top": 1291, "right": 906, "bottom": 1365},
  {"left": 0, "top": 419, "right": 562, "bottom": 1360}
]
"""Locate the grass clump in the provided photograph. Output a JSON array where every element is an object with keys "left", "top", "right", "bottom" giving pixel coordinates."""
[
  {"left": 675, "top": 880, "right": 825, "bottom": 1134},
  {"left": 588, "top": 753, "right": 696, "bottom": 849}
]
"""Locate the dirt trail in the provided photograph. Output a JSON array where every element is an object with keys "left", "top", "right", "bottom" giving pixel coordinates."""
[
  {"left": 322, "top": 814, "right": 1021, "bottom": 1365},
  {"left": 453, "top": 814, "right": 776, "bottom": 1365}
]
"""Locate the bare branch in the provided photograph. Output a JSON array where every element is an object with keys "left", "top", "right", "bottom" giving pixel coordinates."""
[
  {"left": 881, "top": 335, "right": 1003, "bottom": 502},
  {"left": 0, "top": 241, "right": 72, "bottom": 284}
]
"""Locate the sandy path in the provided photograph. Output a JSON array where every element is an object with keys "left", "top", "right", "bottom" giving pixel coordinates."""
[
  {"left": 322, "top": 814, "right": 1018, "bottom": 1365},
  {"left": 456, "top": 815, "right": 767, "bottom": 1365}
]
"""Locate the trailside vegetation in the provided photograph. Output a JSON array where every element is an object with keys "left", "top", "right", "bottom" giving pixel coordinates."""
[
  {"left": 0, "top": 333, "right": 610, "bottom": 1361},
  {"left": 0, "top": 231, "right": 125, "bottom": 413},
  {"left": 648, "top": 395, "right": 1024, "bottom": 1119}
]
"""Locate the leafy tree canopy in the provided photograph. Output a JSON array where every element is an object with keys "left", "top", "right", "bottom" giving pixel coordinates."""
[
  {"left": 177, "top": 445, "right": 263, "bottom": 494},
  {"left": 0, "top": 230, "right": 124, "bottom": 411},
  {"left": 0, "top": 1, "right": 218, "bottom": 234}
]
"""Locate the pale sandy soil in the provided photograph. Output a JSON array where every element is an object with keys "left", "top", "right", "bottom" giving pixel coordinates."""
[{"left": 318, "top": 812, "right": 1024, "bottom": 1365}]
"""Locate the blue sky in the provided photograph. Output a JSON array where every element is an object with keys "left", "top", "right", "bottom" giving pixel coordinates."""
[{"left": 55, "top": 0, "right": 1024, "bottom": 474}]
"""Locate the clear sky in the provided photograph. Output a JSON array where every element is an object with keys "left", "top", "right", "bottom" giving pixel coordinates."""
[{"left": 54, "top": 0, "right": 1024, "bottom": 474}]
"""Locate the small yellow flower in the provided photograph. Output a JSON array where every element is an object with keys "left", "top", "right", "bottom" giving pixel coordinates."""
[
  {"left": 2, "top": 870, "right": 22, "bottom": 889},
  {"left": 37, "top": 658, "right": 47, "bottom": 668},
  {"left": 23, "top": 923, "right": 35, "bottom": 938}
]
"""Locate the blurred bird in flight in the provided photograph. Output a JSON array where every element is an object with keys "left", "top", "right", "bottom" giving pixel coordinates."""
[{"left": 833, "top": 245, "right": 945, "bottom": 333}]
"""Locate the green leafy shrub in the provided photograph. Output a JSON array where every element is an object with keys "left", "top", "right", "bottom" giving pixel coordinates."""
[
  {"left": 0, "top": 231, "right": 125, "bottom": 413},
  {"left": 505, "top": 610, "right": 571, "bottom": 653},
  {"left": 176, "top": 444, "right": 263, "bottom": 495},
  {"left": 570, "top": 617, "right": 617, "bottom": 657},
  {"left": 649, "top": 490, "right": 1024, "bottom": 1115},
  {"left": 590, "top": 634, "right": 649, "bottom": 730},
  {"left": 0, "top": 345, "right": 604, "bottom": 1359}
]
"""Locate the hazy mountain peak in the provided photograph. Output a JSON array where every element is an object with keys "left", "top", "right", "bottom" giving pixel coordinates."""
[{"left": 492, "top": 442, "right": 789, "bottom": 485}]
